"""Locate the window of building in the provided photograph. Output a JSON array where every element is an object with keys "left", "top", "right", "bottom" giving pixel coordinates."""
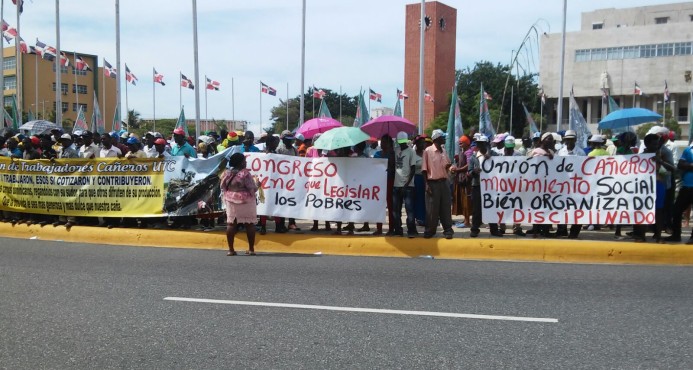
[
  {"left": 607, "top": 47, "right": 622, "bottom": 60},
  {"left": 52, "top": 83, "right": 69, "bottom": 94},
  {"left": 574, "top": 49, "right": 591, "bottom": 62},
  {"left": 72, "top": 103, "right": 87, "bottom": 112},
  {"left": 3, "top": 96, "right": 13, "bottom": 107},
  {"left": 4, "top": 76, "right": 16, "bottom": 90},
  {"left": 3, "top": 56, "right": 16, "bottom": 71},
  {"left": 53, "top": 102, "right": 69, "bottom": 113},
  {"left": 591, "top": 48, "right": 607, "bottom": 61},
  {"left": 72, "top": 67, "right": 87, "bottom": 76},
  {"left": 592, "top": 23, "right": 603, "bottom": 30},
  {"left": 623, "top": 46, "right": 639, "bottom": 59},
  {"left": 51, "top": 64, "right": 69, "bottom": 74},
  {"left": 675, "top": 42, "right": 692, "bottom": 55},
  {"left": 655, "top": 17, "right": 669, "bottom": 24},
  {"left": 72, "top": 84, "right": 87, "bottom": 95},
  {"left": 640, "top": 44, "right": 657, "bottom": 58},
  {"left": 657, "top": 43, "right": 674, "bottom": 56}
]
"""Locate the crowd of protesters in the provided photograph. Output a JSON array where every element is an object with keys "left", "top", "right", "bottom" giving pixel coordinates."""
[{"left": 1, "top": 123, "right": 692, "bottom": 245}]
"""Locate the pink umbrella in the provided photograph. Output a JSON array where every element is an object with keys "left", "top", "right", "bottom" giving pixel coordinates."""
[
  {"left": 296, "top": 117, "right": 343, "bottom": 139},
  {"left": 360, "top": 115, "right": 417, "bottom": 138}
]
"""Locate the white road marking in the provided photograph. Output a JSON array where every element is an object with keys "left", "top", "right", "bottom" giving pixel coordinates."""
[{"left": 164, "top": 297, "right": 558, "bottom": 323}]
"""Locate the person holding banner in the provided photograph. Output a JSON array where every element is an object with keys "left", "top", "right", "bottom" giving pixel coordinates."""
[
  {"left": 556, "top": 130, "right": 584, "bottom": 239},
  {"left": 469, "top": 135, "right": 501, "bottom": 238},
  {"left": 78, "top": 131, "right": 99, "bottom": 159},
  {"left": 422, "top": 129, "right": 454, "bottom": 239},
  {"left": 392, "top": 132, "right": 418, "bottom": 238},
  {"left": 221, "top": 153, "right": 259, "bottom": 256},
  {"left": 527, "top": 132, "right": 556, "bottom": 238}
]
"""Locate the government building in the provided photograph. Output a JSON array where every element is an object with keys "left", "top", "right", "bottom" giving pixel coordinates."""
[{"left": 541, "top": 2, "right": 693, "bottom": 136}]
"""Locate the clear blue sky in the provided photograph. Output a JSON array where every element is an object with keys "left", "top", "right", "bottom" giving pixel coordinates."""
[{"left": 5, "top": 0, "right": 684, "bottom": 133}]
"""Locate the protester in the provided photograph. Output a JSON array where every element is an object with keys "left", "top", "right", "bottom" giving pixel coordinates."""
[
  {"left": 221, "top": 152, "right": 259, "bottom": 256},
  {"left": 258, "top": 135, "right": 287, "bottom": 234},
  {"left": 391, "top": 132, "right": 417, "bottom": 237},
  {"left": 276, "top": 130, "right": 300, "bottom": 231},
  {"left": 468, "top": 135, "right": 501, "bottom": 238},
  {"left": 373, "top": 134, "right": 396, "bottom": 236},
  {"left": 99, "top": 133, "right": 122, "bottom": 158},
  {"left": 170, "top": 127, "right": 197, "bottom": 158},
  {"left": 78, "top": 131, "right": 98, "bottom": 159},
  {"left": 39, "top": 135, "right": 57, "bottom": 160},
  {"left": 587, "top": 135, "right": 609, "bottom": 156},
  {"left": 555, "top": 130, "right": 583, "bottom": 239},
  {"left": 528, "top": 132, "right": 556, "bottom": 237},
  {"left": 633, "top": 134, "right": 666, "bottom": 243},
  {"left": 412, "top": 135, "right": 427, "bottom": 227},
  {"left": 452, "top": 135, "right": 471, "bottom": 228},
  {"left": 125, "top": 137, "right": 147, "bottom": 158},
  {"left": 421, "top": 129, "right": 453, "bottom": 239},
  {"left": 295, "top": 133, "right": 307, "bottom": 157},
  {"left": 153, "top": 138, "right": 170, "bottom": 158}
]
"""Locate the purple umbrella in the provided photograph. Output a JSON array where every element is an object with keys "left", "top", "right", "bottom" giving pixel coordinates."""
[
  {"left": 360, "top": 115, "right": 417, "bottom": 138},
  {"left": 296, "top": 117, "right": 343, "bottom": 139}
]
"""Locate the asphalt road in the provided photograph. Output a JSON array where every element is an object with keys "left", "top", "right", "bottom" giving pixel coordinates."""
[{"left": 1, "top": 238, "right": 691, "bottom": 369}]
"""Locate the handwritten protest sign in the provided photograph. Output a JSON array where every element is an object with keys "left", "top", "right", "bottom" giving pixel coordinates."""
[
  {"left": 247, "top": 153, "right": 387, "bottom": 223},
  {"left": 480, "top": 154, "right": 656, "bottom": 225}
]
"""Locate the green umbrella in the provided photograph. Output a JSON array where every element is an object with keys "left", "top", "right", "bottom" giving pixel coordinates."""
[{"left": 312, "top": 126, "right": 370, "bottom": 150}]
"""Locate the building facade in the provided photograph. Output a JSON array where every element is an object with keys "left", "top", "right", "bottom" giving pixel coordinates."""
[
  {"left": 3, "top": 47, "right": 116, "bottom": 131},
  {"left": 541, "top": 2, "right": 693, "bottom": 136},
  {"left": 403, "top": 1, "right": 457, "bottom": 130}
]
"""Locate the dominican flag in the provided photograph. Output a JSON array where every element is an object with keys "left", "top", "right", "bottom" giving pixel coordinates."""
[
  {"left": 664, "top": 80, "right": 670, "bottom": 103},
  {"left": 12, "top": 0, "right": 23, "bottom": 14},
  {"left": 125, "top": 64, "right": 138, "bottom": 85},
  {"left": 369, "top": 88, "right": 382, "bottom": 102},
  {"left": 181, "top": 73, "right": 194, "bottom": 89},
  {"left": 103, "top": 60, "right": 117, "bottom": 78},
  {"left": 18, "top": 37, "right": 29, "bottom": 54},
  {"left": 153, "top": 69, "right": 165, "bottom": 86},
  {"left": 40, "top": 42, "right": 57, "bottom": 61},
  {"left": 397, "top": 88, "right": 408, "bottom": 100},
  {"left": 59, "top": 52, "right": 70, "bottom": 67},
  {"left": 261, "top": 82, "right": 276, "bottom": 96},
  {"left": 75, "top": 55, "right": 92, "bottom": 71},
  {"left": 634, "top": 82, "right": 643, "bottom": 96},
  {"left": 206, "top": 77, "right": 220, "bottom": 91},
  {"left": 312, "top": 86, "right": 326, "bottom": 99},
  {"left": 2, "top": 25, "right": 17, "bottom": 42},
  {"left": 424, "top": 90, "right": 434, "bottom": 102}
]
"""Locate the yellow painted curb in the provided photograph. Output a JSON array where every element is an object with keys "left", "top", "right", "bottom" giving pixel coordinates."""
[{"left": 2, "top": 223, "right": 692, "bottom": 265}]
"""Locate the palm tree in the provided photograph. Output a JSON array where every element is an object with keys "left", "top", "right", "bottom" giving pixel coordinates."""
[{"left": 127, "top": 109, "right": 141, "bottom": 129}]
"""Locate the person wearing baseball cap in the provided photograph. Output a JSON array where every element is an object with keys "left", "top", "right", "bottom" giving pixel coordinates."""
[
  {"left": 421, "top": 129, "right": 454, "bottom": 239},
  {"left": 468, "top": 133, "right": 502, "bottom": 237},
  {"left": 170, "top": 127, "right": 196, "bottom": 158},
  {"left": 528, "top": 132, "right": 557, "bottom": 237},
  {"left": 555, "top": 129, "right": 585, "bottom": 239},
  {"left": 277, "top": 129, "right": 298, "bottom": 156},
  {"left": 587, "top": 135, "right": 609, "bottom": 157},
  {"left": 58, "top": 133, "right": 79, "bottom": 159},
  {"left": 392, "top": 131, "right": 418, "bottom": 237}
]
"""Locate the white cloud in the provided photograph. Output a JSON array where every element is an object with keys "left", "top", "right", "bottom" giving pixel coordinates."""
[{"left": 5, "top": 0, "right": 682, "bottom": 134}]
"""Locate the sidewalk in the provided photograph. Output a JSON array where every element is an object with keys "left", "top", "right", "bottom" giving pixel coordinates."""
[{"left": 2, "top": 221, "right": 692, "bottom": 265}]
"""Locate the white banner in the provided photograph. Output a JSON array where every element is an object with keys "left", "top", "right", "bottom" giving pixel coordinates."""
[
  {"left": 246, "top": 153, "right": 387, "bottom": 223},
  {"left": 480, "top": 154, "right": 657, "bottom": 225}
]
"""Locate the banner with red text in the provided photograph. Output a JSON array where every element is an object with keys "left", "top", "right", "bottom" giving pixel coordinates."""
[
  {"left": 246, "top": 153, "right": 387, "bottom": 223},
  {"left": 480, "top": 154, "right": 656, "bottom": 225}
]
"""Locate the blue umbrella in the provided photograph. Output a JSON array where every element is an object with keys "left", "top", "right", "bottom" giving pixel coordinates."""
[{"left": 597, "top": 108, "right": 662, "bottom": 130}]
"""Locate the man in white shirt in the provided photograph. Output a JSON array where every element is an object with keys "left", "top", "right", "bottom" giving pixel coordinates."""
[
  {"left": 556, "top": 130, "right": 583, "bottom": 239},
  {"left": 79, "top": 131, "right": 99, "bottom": 159},
  {"left": 392, "top": 131, "right": 418, "bottom": 237},
  {"left": 99, "top": 133, "right": 122, "bottom": 158}
]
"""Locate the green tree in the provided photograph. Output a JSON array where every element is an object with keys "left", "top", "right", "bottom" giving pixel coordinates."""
[
  {"left": 455, "top": 61, "right": 540, "bottom": 138},
  {"left": 127, "top": 109, "right": 141, "bottom": 130}
]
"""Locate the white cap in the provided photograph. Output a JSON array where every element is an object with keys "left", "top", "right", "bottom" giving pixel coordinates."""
[
  {"left": 396, "top": 131, "right": 409, "bottom": 144},
  {"left": 431, "top": 129, "right": 446, "bottom": 141},
  {"left": 294, "top": 133, "right": 305, "bottom": 141},
  {"left": 60, "top": 133, "right": 72, "bottom": 140},
  {"left": 564, "top": 130, "right": 577, "bottom": 139},
  {"left": 588, "top": 135, "right": 605, "bottom": 143},
  {"left": 532, "top": 132, "right": 541, "bottom": 139},
  {"left": 504, "top": 135, "right": 516, "bottom": 147},
  {"left": 475, "top": 135, "right": 489, "bottom": 143},
  {"left": 552, "top": 133, "right": 562, "bottom": 142},
  {"left": 541, "top": 132, "right": 554, "bottom": 141}
]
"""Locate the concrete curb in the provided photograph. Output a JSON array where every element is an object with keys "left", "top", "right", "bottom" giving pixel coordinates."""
[{"left": 2, "top": 223, "right": 692, "bottom": 265}]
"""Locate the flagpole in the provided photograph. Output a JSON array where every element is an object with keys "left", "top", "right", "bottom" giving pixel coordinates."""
[
  {"left": 125, "top": 68, "right": 129, "bottom": 130},
  {"left": 54, "top": 0, "right": 63, "bottom": 126},
  {"left": 540, "top": 97, "right": 543, "bottom": 132},
  {"left": 231, "top": 77, "right": 235, "bottom": 121},
  {"left": 509, "top": 85, "right": 514, "bottom": 134},
  {"left": 418, "top": 0, "right": 425, "bottom": 133},
  {"left": 632, "top": 83, "right": 636, "bottom": 108},
  {"left": 339, "top": 85, "right": 342, "bottom": 123},
  {"left": 192, "top": 0, "right": 201, "bottom": 139},
  {"left": 299, "top": 0, "right": 306, "bottom": 126},
  {"left": 152, "top": 67, "right": 156, "bottom": 131},
  {"left": 368, "top": 86, "right": 371, "bottom": 117},
  {"left": 115, "top": 0, "right": 123, "bottom": 132},
  {"left": 179, "top": 71, "right": 182, "bottom": 111},
  {"left": 204, "top": 75, "right": 208, "bottom": 130},
  {"left": 259, "top": 81, "right": 262, "bottom": 130},
  {"left": 73, "top": 52, "right": 79, "bottom": 110},
  {"left": 286, "top": 82, "right": 289, "bottom": 131},
  {"left": 556, "top": 0, "right": 567, "bottom": 131},
  {"left": 34, "top": 47, "right": 37, "bottom": 118},
  {"left": 15, "top": 0, "right": 22, "bottom": 124}
]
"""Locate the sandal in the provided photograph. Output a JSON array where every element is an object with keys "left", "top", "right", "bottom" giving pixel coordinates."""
[
  {"left": 245, "top": 250, "right": 256, "bottom": 256},
  {"left": 227, "top": 251, "right": 237, "bottom": 256}
]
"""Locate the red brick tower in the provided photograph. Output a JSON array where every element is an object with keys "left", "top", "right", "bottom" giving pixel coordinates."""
[{"left": 403, "top": 2, "right": 457, "bottom": 132}]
